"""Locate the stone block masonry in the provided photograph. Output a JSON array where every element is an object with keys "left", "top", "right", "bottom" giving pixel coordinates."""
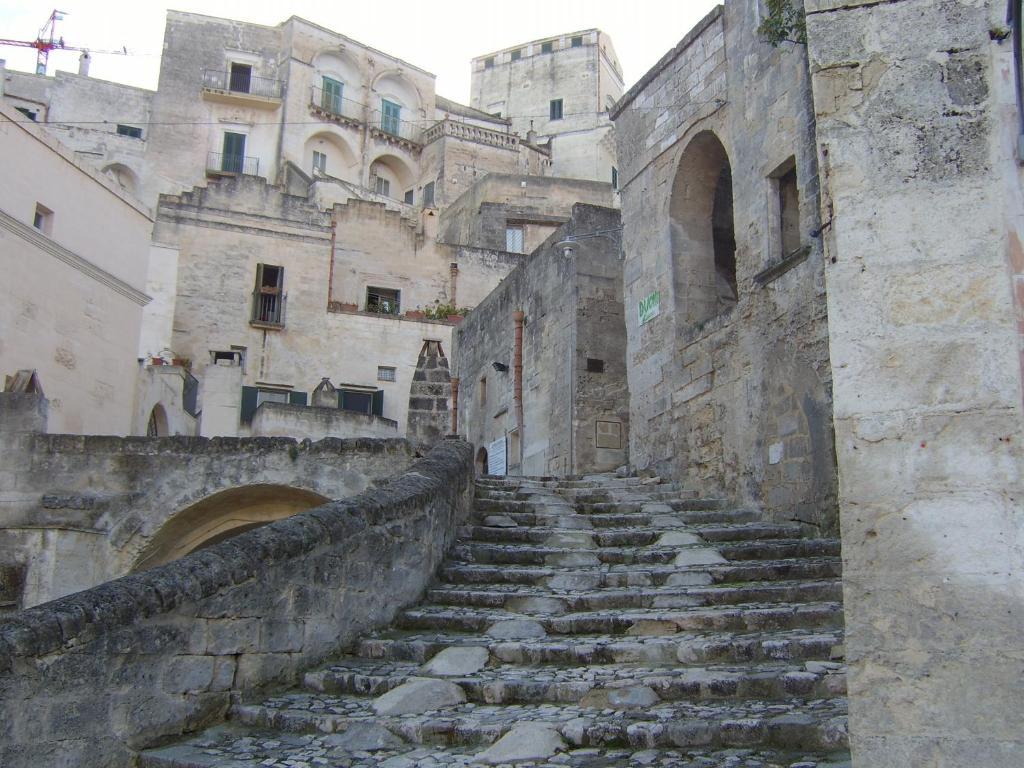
[{"left": 0, "top": 438, "right": 474, "bottom": 768}]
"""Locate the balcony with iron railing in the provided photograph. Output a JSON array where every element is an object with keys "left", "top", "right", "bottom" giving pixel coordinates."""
[
  {"left": 369, "top": 109, "right": 423, "bottom": 149},
  {"left": 309, "top": 86, "right": 365, "bottom": 127},
  {"left": 207, "top": 151, "right": 261, "bottom": 178},
  {"left": 201, "top": 68, "right": 283, "bottom": 108}
]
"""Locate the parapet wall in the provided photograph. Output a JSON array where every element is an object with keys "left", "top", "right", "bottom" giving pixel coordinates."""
[{"left": 0, "top": 438, "right": 474, "bottom": 768}]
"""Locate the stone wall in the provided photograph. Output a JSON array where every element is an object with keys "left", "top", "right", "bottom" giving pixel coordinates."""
[
  {"left": 0, "top": 438, "right": 473, "bottom": 768},
  {"left": 250, "top": 402, "right": 398, "bottom": 440},
  {"left": 406, "top": 340, "right": 453, "bottom": 451},
  {"left": 453, "top": 204, "right": 627, "bottom": 476},
  {"left": 611, "top": 3, "right": 837, "bottom": 533},
  {"left": 0, "top": 393, "right": 416, "bottom": 607},
  {"left": 805, "top": 0, "right": 1024, "bottom": 763}
]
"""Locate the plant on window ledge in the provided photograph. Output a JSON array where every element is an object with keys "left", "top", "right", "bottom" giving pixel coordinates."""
[{"left": 758, "top": 0, "right": 807, "bottom": 47}]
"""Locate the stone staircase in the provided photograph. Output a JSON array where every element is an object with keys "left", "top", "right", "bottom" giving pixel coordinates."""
[{"left": 141, "top": 475, "right": 850, "bottom": 767}]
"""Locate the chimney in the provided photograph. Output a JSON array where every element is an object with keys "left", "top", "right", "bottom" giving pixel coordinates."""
[{"left": 78, "top": 51, "right": 91, "bottom": 77}]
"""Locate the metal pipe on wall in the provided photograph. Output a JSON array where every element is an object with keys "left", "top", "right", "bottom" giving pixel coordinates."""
[
  {"left": 450, "top": 376, "right": 460, "bottom": 436},
  {"left": 512, "top": 310, "right": 525, "bottom": 468}
]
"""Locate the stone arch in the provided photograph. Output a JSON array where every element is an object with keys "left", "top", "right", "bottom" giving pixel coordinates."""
[
  {"left": 669, "top": 130, "right": 737, "bottom": 325},
  {"left": 303, "top": 129, "right": 359, "bottom": 182},
  {"left": 312, "top": 49, "right": 363, "bottom": 98},
  {"left": 371, "top": 70, "right": 423, "bottom": 115},
  {"left": 130, "top": 484, "right": 329, "bottom": 572},
  {"left": 102, "top": 162, "right": 140, "bottom": 198},
  {"left": 146, "top": 404, "right": 169, "bottom": 437},
  {"left": 368, "top": 152, "right": 417, "bottom": 197}
]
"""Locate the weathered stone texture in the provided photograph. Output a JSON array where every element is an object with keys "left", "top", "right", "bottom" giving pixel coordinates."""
[
  {"left": 0, "top": 395, "right": 416, "bottom": 607},
  {"left": 0, "top": 438, "right": 474, "bottom": 768},
  {"left": 804, "top": 0, "right": 1024, "bottom": 764},
  {"left": 612, "top": 4, "right": 836, "bottom": 532},
  {"left": 453, "top": 204, "right": 628, "bottom": 476}
]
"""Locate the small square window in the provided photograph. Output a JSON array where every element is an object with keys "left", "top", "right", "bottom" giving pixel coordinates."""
[
  {"left": 510, "top": 49, "right": 522, "bottom": 62},
  {"left": 586, "top": 358, "right": 605, "bottom": 373},
  {"left": 404, "top": 189, "right": 414, "bottom": 205},
  {"left": 367, "top": 286, "right": 400, "bottom": 315},
  {"left": 377, "top": 366, "right": 397, "bottom": 382},
  {"left": 484, "top": 57, "right": 495, "bottom": 69},
  {"left": 32, "top": 203, "right": 53, "bottom": 235},
  {"left": 116, "top": 124, "right": 143, "bottom": 139},
  {"left": 549, "top": 99, "right": 564, "bottom": 121},
  {"left": 374, "top": 176, "right": 391, "bottom": 197},
  {"left": 571, "top": 35, "right": 583, "bottom": 47},
  {"left": 541, "top": 41, "right": 553, "bottom": 54}
]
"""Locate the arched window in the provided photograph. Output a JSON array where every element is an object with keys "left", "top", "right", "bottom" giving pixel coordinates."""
[
  {"left": 146, "top": 404, "right": 169, "bottom": 437},
  {"left": 669, "top": 131, "right": 737, "bottom": 325}
]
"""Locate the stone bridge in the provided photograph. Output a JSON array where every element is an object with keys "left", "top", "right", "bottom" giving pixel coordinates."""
[{"left": 0, "top": 394, "right": 416, "bottom": 609}]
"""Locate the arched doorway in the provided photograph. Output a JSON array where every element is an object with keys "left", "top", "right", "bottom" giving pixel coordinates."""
[
  {"left": 147, "top": 404, "right": 169, "bottom": 437},
  {"left": 669, "top": 131, "right": 737, "bottom": 325},
  {"left": 476, "top": 446, "right": 489, "bottom": 476},
  {"left": 131, "top": 484, "right": 329, "bottom": 572}
]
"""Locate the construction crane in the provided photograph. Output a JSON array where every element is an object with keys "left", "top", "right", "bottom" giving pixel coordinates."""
[{"left": 0, "top": 9, "right": 126, "bottom": 76}]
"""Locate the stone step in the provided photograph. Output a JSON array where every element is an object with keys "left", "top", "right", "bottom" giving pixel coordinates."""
[
  {"left": 439, "top": 557, "right": 843, "bottom": 587},
  {"left": 397, "top": 601, "right": 845, "bottom": 635},
  {"left": 358, "top": 628, "right": 845, "bottom": 667},
  {"left": 450, "top": 539, "right": 841, "bottom": 566},
  {"left": 304, "top": 657, "right": 847, "bottom": 705},
  {"left": 141, "top": 723, "right": 852, "bottom": 767},
  {"left": 576, "top": 498, "right": 731, "bottom": 513},
  {"left": 474, "top": 508, "right": 761, "bottom": 528},
  {"left": 422, "top": 579, "right": 842, "bottom": 612},
  {"left": 458, "top": 522, "right": 804, "bottom": 546},
  {"left": 224, "top": 695, "right": 848, "bottom": 753}
]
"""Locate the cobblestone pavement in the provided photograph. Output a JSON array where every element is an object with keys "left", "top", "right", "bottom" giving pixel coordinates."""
[{"left": 142, "top": 475, "right": 850, "bottom": 767}]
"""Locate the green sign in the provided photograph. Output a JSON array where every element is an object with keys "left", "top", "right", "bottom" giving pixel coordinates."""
[{"left": 638, "top": 290, "right": 660, "bottom": 325}]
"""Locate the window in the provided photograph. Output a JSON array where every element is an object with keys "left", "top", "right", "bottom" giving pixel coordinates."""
[
  {"left": 15, "top": 106, "right": 37, "bottom": 121},
  {"left": 479, "top": 376, "right": 487, "bottom": 405},
  {"left": 611, "top": 166, "right": 619, "bottom": 190},
  {"left": 586, "top": 358, "right": 605, "bottom": 373},
  {"left": 506, "top": 226, "right": 524, "bottom": 254},
  {"left": 404, "top": 189, "right": 414, "bottom": 205},
  {"left": 778, "top": 163, "right": 801, "bottom": 257},
  {"left": 374, "top": 176, "right": 391, "bottom": 197},
  {"left": 423, "top": 181, "right": 435, "bottom": 207},
  {"left": 251, "top": 263, "right": 285, "bottom": 326},
  {"left": 116, "top": 124, "right": 143, "bottom": 139},
  {"left": 321, "top": 76, "right": 343, "bottom": 114},
  {"left": 228, "top": 62, "right": 252, "bottom": 93},
  {"left": 510, "top": 49, "right": 522, "bottom": 61},
  {"left": 32, "top": 203, "right": 53, "bottom": 235},
  {"left": 222, "top": 132, "right": 246, "bottom": 174},
  {"left": 256, "top": 388, "right": 289, "bottom": 408},
  {"left": 484, "top": 57, "right": 494, "bottom": 69},
  {"left": 381, "top": 99, "right": 401, "bottom": 136},
  {"left": 366, "top": 286, "right": 400, "bottom": 315},
  {"left": 571, "top": 35, "right": 583, "bottom": 47},
  {"left": 377, "top": 366, "right": 397, "bottom": 382},
  {"left": 541, "top": 41, "right": 553, "bottom": 54},
  {"left": 312, "top": 150, "right": 327, "bottom": 175},
  {"left": 549, "top": 99, "right": 564, "bottom": 121},
  {"left": 338, "top": 387, "right": 384, "bottom": 416}
]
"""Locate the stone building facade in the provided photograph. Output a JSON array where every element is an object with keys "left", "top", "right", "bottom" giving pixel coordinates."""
[
  {"left": 614, "top": 0, "right": 1024, "bottom": 763},
  {"left": 453, "top": 204, "right": 628, "bottom": 476},
  {"left": 612, "top": 5, "right": 836, "bottom": 533},
  {"left": 471, "top": 29, "right": 623, "bottom": 186}
]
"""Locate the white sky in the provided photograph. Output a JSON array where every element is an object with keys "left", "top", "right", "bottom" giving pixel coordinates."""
[{"left": 0, "top": 1, "right": 719, "bottom": 102}]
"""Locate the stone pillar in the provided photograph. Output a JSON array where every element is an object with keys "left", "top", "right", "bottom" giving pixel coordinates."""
[{"left": 406, "top": 340, "right": 452, "bottom": 451}]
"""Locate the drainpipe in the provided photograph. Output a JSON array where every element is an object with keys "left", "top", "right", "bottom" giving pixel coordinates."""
[
  {"left": 450, "top": 262, "right": 459, "bottom": 306},
  {"left": 327, "top": 217, "right": 337, "bottom": 308},
  {"left": 450, "top": 376, "right": 460, "bottom": 436},
  {"left": 512, "top": 310, "right": 525, "bottom": 468}
]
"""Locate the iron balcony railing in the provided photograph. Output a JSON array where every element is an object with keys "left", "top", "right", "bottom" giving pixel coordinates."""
[
  {"left": 310, "top": 86, "right": 364, "bottom": 123},
  {"left": 202, "top": 68, "right": 282, "bottom": 100},
  {"left": 369, "top": 109, "right": 423, "bottom": 145},
  {"left": 207, "top": 151, "right": 260, "bottom": 176},
  {"left": 251, "top": 287, "right": 286, "bottom": 327}
]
